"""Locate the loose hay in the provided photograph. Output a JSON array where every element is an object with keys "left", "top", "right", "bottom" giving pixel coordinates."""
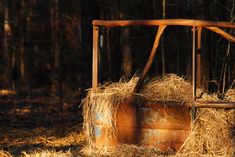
[
  {"left": 177, "top": 108, "right": 235, "bottom": 157},
  {"left": 226, "top": 89, "right": 235, "bottom": 101},
  {"left": 142, "top": 74, "right": 193, "bottom": 102},
  {"left": 81, "top": 144, "right": 174, "bottom": 157},
  {"left": 22, "top": 149, "right": 73, "bottom": 157},
  {"left": 0, "top": 150, "right": 12, "bottom": 157},
  {"left": 82, "top": 74, "right": 235, "bottom": 156}
]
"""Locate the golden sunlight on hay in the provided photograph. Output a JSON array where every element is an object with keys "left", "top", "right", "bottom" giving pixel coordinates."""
[
  {"left": 226, "top": 89, "right": 235, "bottom": 101},
  {"left": 177, "top": 108, "right": 235, "bottom": 156},
  {"left": 82, "top": 74, "right": 235, "bottom": 156},
  {"left": 22, "top": 150, "right": 73, "bottom": 157},
  {"left": 0, "top": 150, "right": 12, "bottom": 157}
]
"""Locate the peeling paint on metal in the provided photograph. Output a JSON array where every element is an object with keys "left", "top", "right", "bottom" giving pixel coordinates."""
[{"left": 94, "top": 125, "right": 102, "bottom": 137}]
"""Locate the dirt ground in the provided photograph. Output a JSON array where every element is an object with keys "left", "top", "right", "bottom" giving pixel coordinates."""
[{"left": 0, "top": 99, "right": 85, "bottom": 157}]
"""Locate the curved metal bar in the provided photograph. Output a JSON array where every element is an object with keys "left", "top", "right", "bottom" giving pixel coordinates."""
[
  {"left": 133, "top": 25, "right": 166, "bottom": 93},
  {"left": 205, "top": 26, "right": 235, "bottom": 42}
]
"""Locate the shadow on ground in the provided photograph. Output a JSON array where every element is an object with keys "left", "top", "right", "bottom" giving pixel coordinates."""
[{"left": 0, "top": 101, "right": 85, "bottom": 156}]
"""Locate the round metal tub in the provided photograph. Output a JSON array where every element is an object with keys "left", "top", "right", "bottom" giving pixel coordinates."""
[{"left": 93, "top": 101, "right": 191, "bottom": 152}]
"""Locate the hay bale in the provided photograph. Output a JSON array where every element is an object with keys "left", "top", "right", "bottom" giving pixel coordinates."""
[
  {"left": 82, "top": 76, "right": 138, "bottom": 151},
  {"left": 177, "top": 108, "right": 235, "bottom": 157},
  {"left": 142, "top": 74, "right": 193, "bottom": 102},
  {"left": 82, "top": 74, "right": 235, "bottom": 156}
]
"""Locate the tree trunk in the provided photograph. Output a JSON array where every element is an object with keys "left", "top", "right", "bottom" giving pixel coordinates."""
[
  {"left": 120, "top": 27, "right": 132, "bottom": 78},
  {"left": 25, "top": 1, "right": 33, "bottom": 98},
  {"left": 3, "top": 0, "right": 12, "bottom": 89},
  {"left": 120, "top": 1, "right": 132, "bottom": 79},
  {"left": 51, "top": 0, "right": 62, "bottom": 111},
  {"left": 50, "top": 0, "right": 60, "bottom": 89},
  {"left": 19, "top": 0, "right": 25, "bottom": 80}
]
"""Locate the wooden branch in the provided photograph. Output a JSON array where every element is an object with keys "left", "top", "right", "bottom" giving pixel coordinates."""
[
  {"left": 205, "top": 26, "right": 235, "bottom": 42},
  {"left": 93, "top": 19, "right": 235, "bottom": 28}
]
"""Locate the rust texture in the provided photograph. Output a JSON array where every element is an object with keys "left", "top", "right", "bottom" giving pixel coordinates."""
[
  {"left": 197, "top": 27, "right": 202, "bottom": 88},
  {"left": 192, "top": 26, "right": 196, "bottom": 101},
  {"left": 94, "top": 101, "right": 191, "bottom": 152},
  {"left": 191, "top": 101, "right": 235, "bottom": 108},
  {"left": 205, "top": 26, "right": 235, "bottom": 42},
  {"left": 92, "top": 26, "right": 99, "bottom": 90},
  {"left": 93, "top": 19, "right": 235, "bottom": 28}
]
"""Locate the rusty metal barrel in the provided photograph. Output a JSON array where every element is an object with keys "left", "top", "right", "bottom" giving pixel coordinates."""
[{"left": 93, "top": 100, "right": 191, "bottom": 152}]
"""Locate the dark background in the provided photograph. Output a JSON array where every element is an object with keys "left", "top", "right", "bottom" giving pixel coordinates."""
[{"left": 0, "top": 0, "right": 234, "bottom": 111}]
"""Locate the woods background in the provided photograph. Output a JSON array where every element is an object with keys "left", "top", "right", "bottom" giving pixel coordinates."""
[{"left": 0, "top": 0, "right": 234, "bottom": 111}]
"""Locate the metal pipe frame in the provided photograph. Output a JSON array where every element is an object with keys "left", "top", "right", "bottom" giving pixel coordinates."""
[{"left": 92, "top": 19, "right": 235, "bottom": 109}]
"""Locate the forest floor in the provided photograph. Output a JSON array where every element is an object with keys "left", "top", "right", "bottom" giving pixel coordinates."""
[{"left": 0, "top": 98, "right": 86, "bottom": 157}]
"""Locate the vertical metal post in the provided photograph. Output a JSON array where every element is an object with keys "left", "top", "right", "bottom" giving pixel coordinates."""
[
  {"left": 92, "top": 26, "right": 99, "bottom": 90},
  {"left": 192, "top": 26, "right": 196, "bottom": 121},
  {"left": 192, "top": 26, "right": 196, "bottom": 101},
  {"left": 197, "top": 27, "right": 202, "bottom": 88}
]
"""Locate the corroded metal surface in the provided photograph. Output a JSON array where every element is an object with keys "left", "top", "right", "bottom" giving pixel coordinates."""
[
  {"left": 94, "top": 101, "right": 191, "bottom": 152},
  {"left": 137, "top": 102, "right": 191, "bottom": 151},
  {"left": 92, "top": 26, "right": 99, "bottom": 90},
  {"left": 93, "top": 19, "right": 235, "bottom": 28}
]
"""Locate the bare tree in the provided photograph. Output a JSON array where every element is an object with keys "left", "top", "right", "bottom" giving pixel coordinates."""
[
  {"left": 120, "top": 1, "right": 132, "bottom": 79},
  {"left": 3, "top": 0, "right": 12, "bottom": 89}
]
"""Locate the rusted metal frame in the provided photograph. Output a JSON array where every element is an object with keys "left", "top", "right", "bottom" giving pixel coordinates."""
[
  {"left": 192, "top": 26, "right": 196, "bottom": 101},
  {"left": 133, "top": 25, "right": 167, "bottom": 93},
  {"left": 197, "top": 27, "right": 202, "bottom": 87},
  {"left": 92, "top": 26, "right": 99, "bottom": 90},
  {"left": 191, "top": 26, "right": 197, "bottom": 121},
  {"left": 205, "top": 27, "right": 235, "bottom": 42},
  {"left": 93, "top": 19, "right": 235, "bottom": 28},
  {"left": 189, "top": 101, "right": 235, "bottom": 109},
  {"left": 141, "top": 101, "right": 235, "bottom": 109}
]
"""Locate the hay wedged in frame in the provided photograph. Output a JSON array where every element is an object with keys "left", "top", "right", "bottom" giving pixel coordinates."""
[
  {"left": 225, "top": 89, "right": 235, "bottom": 101},
  {"left": 142, "top": 74, "right": 193, "bottom": 102},
  {"left": 177, "top": 108, "right": 235, "bottom": 157},
  {"left": 82, "top": 74, "right": 235, "bottom": 156}
]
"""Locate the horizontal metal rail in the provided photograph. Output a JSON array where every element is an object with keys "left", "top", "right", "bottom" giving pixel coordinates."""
[
  {"left": 191, "top": 101, "right": 235, "bottom": 109},
  {"left": 93, "top": 19, "right": 235, "bottom": 28},
  {"left": 142, "top": 101, "right": 235, "bottom": 109}
]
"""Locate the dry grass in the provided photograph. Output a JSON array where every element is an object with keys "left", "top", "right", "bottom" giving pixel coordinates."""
[
  {"left": 226, "top": 89, "right": 235, "bottom": 101},
  {"left": 22, "top": 150, "right": 74, "bottom": 157},
  {"left": 0, "top": 150, "right": 12, "bottom": 157},
  {"left": 0, "top": 110, "right": 85, "bottom": 157},
  {"left": 142, "top": 74, "right": 193, "bottom": 102},
  {"left": 81, "top": 144, "right": 175, "bottom": 157},
  {"left": 177, "top": 108, "right": 235, "bottom": 157},
  {"left": 82, "top": 76, "right": 138, "bottom": 150},
  {"left": 0, "top": 125, "right": 85, "bottom": 157},
  {"left": 82, "top": 74, "right": 235, "bottom": 157}
]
